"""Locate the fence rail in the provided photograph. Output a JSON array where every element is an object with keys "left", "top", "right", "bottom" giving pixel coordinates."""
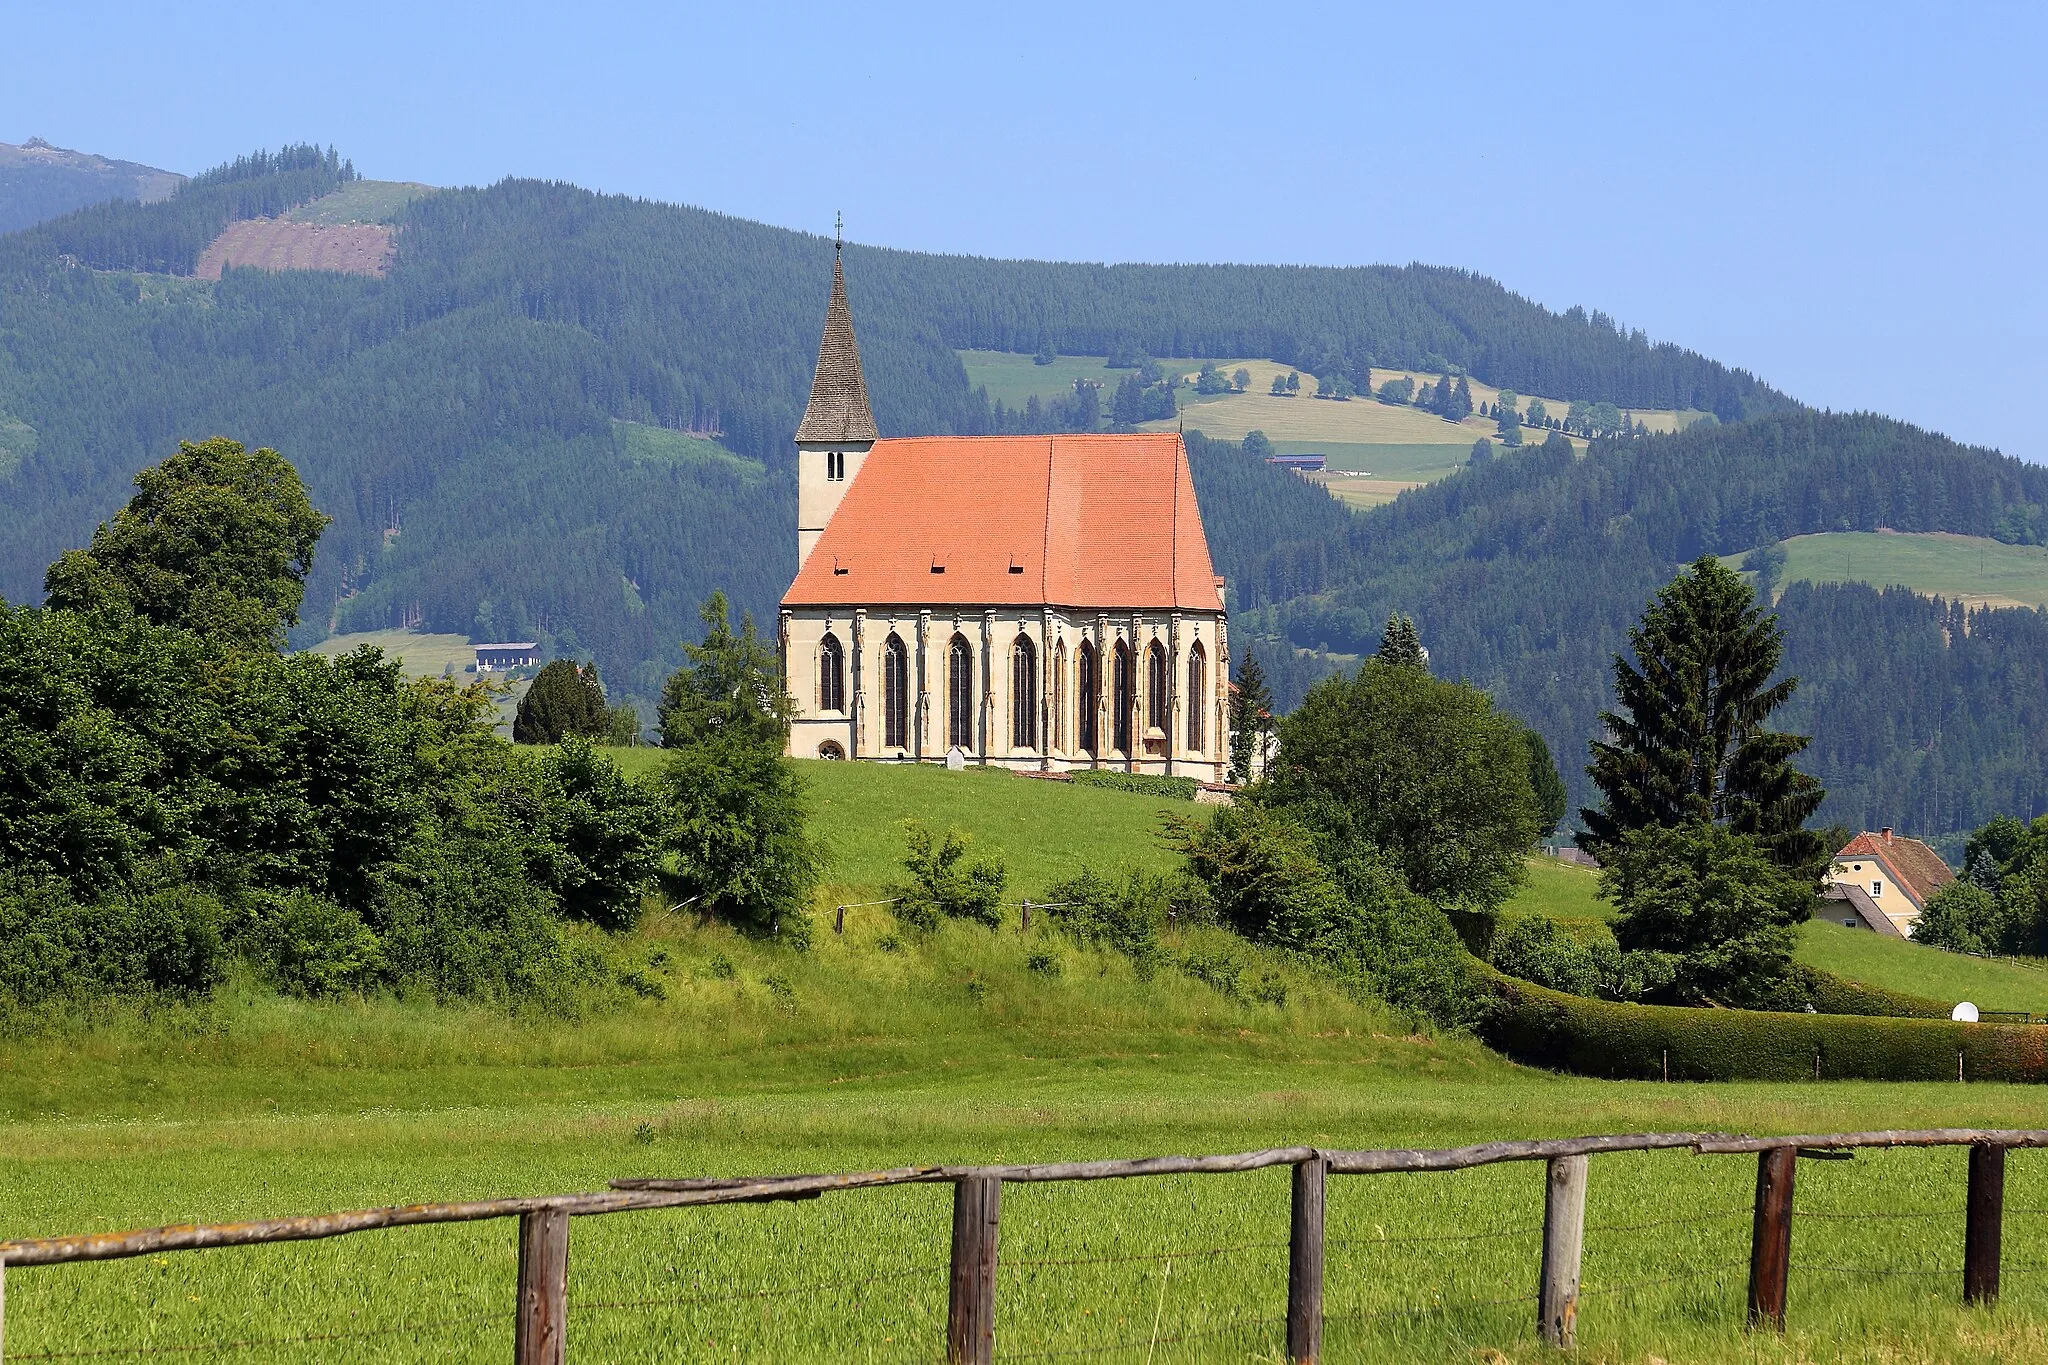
[{"left": 3, "top": 1127, "right": 2045, "bottom": 1363}]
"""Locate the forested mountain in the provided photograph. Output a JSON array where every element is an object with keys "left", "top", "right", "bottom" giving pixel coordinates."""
[
  {"left": 1228, "top": 411, "right": 2048, "bottom": 844},
  {"left": 0, "top": 149, "right": 1793, "bottom": 705},
  {"left": 0, "top": 138, "right": 184, "bottom": 235}
]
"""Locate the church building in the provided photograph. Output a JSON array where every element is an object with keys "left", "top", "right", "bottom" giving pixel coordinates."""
[{"left": 779, "top": 250, "right": 1232, "bottom": 780}]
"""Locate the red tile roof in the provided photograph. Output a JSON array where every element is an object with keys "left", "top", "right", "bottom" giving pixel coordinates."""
[
  {"left": 1835, "top": 830, "right": 1954, "bottom": 907},
  {"left": 783, "top": 433, "right": 1222, "bottom": 610}
]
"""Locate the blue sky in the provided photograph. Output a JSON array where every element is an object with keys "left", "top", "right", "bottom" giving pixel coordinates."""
[{"left": 9, "top": 1, "right": 2043, "bottom": 458}]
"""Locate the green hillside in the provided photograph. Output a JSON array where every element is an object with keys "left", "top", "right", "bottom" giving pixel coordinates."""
[
  {"left": 0, "top": 146, "right": 1787, "bottom": 710},
  {"left": 1245, "top": 411, "right": 2048, "bottom": 841},
  {"left": 1731, "top": 530, "right": 2048, "bottom": 610}
]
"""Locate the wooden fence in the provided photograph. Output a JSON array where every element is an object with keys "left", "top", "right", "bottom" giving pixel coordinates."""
[{"left": 2, "top": 1127, "right": 2044, "bottom": 1363}]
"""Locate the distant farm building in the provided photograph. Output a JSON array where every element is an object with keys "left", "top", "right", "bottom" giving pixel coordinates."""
[
  {"left": 474, "top": 642, "right": 540, "bottom": 672},
  {"left": 1265, "top": 454, "right": 1326, "bottom": 474},
  {"left": 1825, "top": 828, "right": 1954, "bottom": 936}
]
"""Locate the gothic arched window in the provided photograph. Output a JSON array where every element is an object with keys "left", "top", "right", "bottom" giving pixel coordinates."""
[
  {"left": 1011, "top": 634, "right": 1038, "bottom": 750},
  {"left": 1077, "top": 641, "right": 1099, "bottom": 754},
  {"left": 1185, "top": 642, "right": 1206, "bottom": 753},
  {"left": 1146, "top": 641, "right": 1169, "bottom": 737},
  {"left": 882, "top": 634, "right": 908, "bottom": 749},
  {"left": 818, "top": 632, "right": 845, "bottom": 713},
  {"left": 1052, "top": 641, "right": 1067, "bottom": 753},
  {"left": 1112, "top": 641, "right": 1134, "bottom": 754},
  {"left": 948, "top": 634, "right": 975, "bottom": 750}
]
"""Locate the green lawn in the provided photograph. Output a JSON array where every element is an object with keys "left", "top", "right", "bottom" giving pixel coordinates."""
[
  {"left": 956, "top": 350, "right": 1157, "bottom": 409},
  {"left": 1729, "top": 531, "right": 2048, "bottom": 610}
]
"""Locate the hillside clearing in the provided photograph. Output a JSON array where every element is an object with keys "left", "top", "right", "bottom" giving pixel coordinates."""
[
  {"left": 1731, "top": 530, "right": 2048, "bottom": 611},
  {"left": 194, "top": 218, "right": 395, "bottom": 279},
  {"left": 286, "top": 179, "right": 437, "bottom": 225},
  {"left": 305, "top": 628, "right": 477, "bottom": 677}
]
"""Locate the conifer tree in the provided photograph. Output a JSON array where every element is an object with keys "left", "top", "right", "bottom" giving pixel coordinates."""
[
  {"left": 1452, "top": 376, "right": 1474, "bottom": 421},
  {"left": 1376, "top": 613, "right": 1427, "bottom": 668},
  {"left": 657, "top": 591, "right": 791, "bottom": 752},
  {"left": 1582, "top": 557, "right": 1826, "bottom": 872},
  {"left": 1228, "top": 649, "right": 1273, "bottom": 783},
  {"left": 515, "top": 659, "right": 610, "bottom": 744}
]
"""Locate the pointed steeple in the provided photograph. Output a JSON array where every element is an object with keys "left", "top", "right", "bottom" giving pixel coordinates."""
[{"left": 795, "top": 242, "right": 878, "bottom": 444}]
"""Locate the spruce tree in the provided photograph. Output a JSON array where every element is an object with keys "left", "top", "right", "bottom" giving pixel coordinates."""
[
  {"left": 1452, "top": 376, "right": 1474, "bottom": 421},
  {"left": 1228, "top": 649, "right": 1273, "bottom": 783},
  {"left": 515, "top": 659, "right": 609, "bottom": 744},
  {"left": 657, "top": 591, "right": 791, "bottom": 751},
  {"left": 1582, "top": 557, "right": 1825, "bottom": 872},
  {"left": 1376, "top": 613, "right": 1427, "bottom": 669}
]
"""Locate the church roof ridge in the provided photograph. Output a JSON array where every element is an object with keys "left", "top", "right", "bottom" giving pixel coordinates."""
[{"left": 794, "top": 252, "right": 879, "bottom": 444}]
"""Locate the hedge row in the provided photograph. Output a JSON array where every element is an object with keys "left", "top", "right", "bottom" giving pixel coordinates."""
[
  {"left": 1476, "top": 966, "right": 2048, "bottom": 1082},
  {"left": 1066, "top": 769, "right": 1199, "bottom": 801}
]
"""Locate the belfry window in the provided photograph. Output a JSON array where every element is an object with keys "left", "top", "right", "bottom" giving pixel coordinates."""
[
  {"left": 818, "top": 633, "right": 845, "bottom": 713},
  {"left": 948, "top": 634, "right": 975, "bottom": 750},
  {"left": 1011, "top": 634, "right": 1038, "bottom": 749},
  {"left": 826, "top": 450, "right": 846, "bottom": 481},
  {"left": 883, "top": 634, "right": 908, "bottom": 748}
]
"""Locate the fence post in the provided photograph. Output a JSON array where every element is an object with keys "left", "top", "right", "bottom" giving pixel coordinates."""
[
  {"left": 947, "top": 1175, "right": 1002, "bottom": 1365},
  {"left": 1287, "top": 1155, "right": 1326, "bottom": 1364},
  {"left": 1537, "top": 1154, "right": 1588, "bottom": 1348},
  {"left": 1746, "top": 1147, "right": 1796, "bottom": 1331},
  {"left": 1965, "top": 1143, "right": 2006, "bottom": 1306},
  {"left": 514, "top": 1209, "right": 569, "bottom": 1365}
]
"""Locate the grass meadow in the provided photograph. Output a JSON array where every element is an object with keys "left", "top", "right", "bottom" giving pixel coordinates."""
[
  {"left": 9, "top": 764, "right": 2048, "bottom": 1360},
  {"left": 1732, "top": 531, "right": 2048, "bottom": 611}
]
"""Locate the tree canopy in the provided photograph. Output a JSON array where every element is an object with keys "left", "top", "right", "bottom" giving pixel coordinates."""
[
  {"left": 1582, "top": 557, "right": 1826, "bottom": 872},
  {"left": 42, "top": 437, "right": 327, "bottom": 651}
]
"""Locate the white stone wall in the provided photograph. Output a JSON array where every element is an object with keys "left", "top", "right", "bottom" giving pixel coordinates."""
[
  {"left": 782, "top": 604, "right": 1231, "bottom": 782},
  {"left": 796, "top": 440, "right": 872, "bottom": 567}
]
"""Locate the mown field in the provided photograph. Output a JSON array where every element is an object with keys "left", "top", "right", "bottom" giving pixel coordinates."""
[
  {"left": 1731, "top": 530, "right": 2048, "bottom": 611},
  {"left": 7, "top": 761, "right": 2048, "bottom": 1361}
]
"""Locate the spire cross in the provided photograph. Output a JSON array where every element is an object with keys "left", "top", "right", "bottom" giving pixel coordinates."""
[{"left": 835, "top": 211, "right": 843, "bottom": 254}]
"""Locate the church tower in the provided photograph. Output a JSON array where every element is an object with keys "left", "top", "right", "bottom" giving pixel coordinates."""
[{"left": 795, "top": 234, "right": 877, "bottom": 567}]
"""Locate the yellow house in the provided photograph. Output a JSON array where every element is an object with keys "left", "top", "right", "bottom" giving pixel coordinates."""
[{"left": 1825, "top": 829, "right": 1954, "bottom": 937}]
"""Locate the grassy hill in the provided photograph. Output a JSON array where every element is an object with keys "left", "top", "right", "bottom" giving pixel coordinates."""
[
  {"left": 6, "top": 761, "right": 2048, "bottom": 1361},
  {"left": 1729, "top": 530, "right": 2048, "bottom": 611}
]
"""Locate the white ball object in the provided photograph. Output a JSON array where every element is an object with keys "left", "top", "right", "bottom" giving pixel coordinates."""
[{"left": 1952, "top": 1001, "right": 1980, "bottom": 1023}]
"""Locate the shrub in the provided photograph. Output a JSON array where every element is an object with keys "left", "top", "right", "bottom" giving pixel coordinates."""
[
  {"left": 250, "top": 891, "right": 384, "bottom": 997},
  {"left": 1492, "top": 917, "right": 1617, "bottom": 999},
  {"left": 1066, "top": 769, "right": 1197, "bottom": 801},
  {"left": 653, "top": 739, "right": 819, "bottom": 944},
  {"left": 0, "top": 878, "right": 227, "bottom": 1005},
  {"left": 1601, "top": 821, "right": 1814, "bottom": 1006},
  {"left": 890, "top": 822, "right": 1006, "bottom": 931},
  {"left": 1041, "top": 865, "right": 1172, "bottom": 958},
  {"left": 1478, "top": 966, "right": 2048, "bottom": 1082},
  {"left": 1175, "top": 805, "right": 1478, "bottom": 1023},
  {"left": 522, "top": 736, "right": 660, "bottom": 930}
]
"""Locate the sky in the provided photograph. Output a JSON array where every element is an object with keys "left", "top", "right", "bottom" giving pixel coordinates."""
[{"left": 8, "top": 0, "right": 2044, "bottom": 458}]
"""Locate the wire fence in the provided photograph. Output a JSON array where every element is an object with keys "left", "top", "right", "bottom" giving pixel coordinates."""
[{"left": 2, "top": 1128, "right": 2044, "bottom": 1363}]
